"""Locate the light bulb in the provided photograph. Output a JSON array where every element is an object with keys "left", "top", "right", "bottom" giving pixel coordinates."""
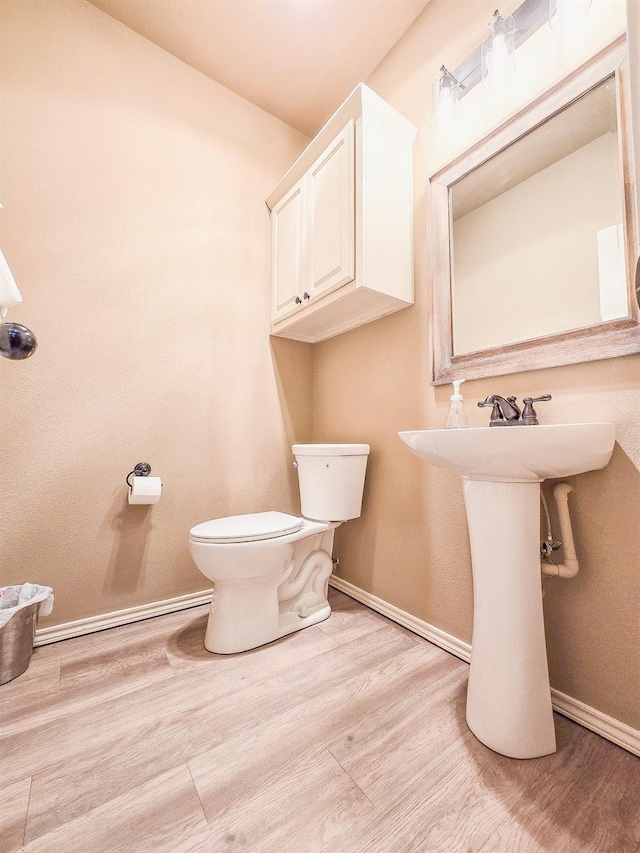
[
  {"left": 489, "top": 34, "right": 510, "bottom": 83},
  {"left": 481, "top": 10, "right": 515, "bottom": 89},
  {"left": 432, "top": 66, "right": 459, "bottom": 136}
]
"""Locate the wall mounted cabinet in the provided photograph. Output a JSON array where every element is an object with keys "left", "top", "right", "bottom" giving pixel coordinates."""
[{"left": 267, "top": 84, "right": 417, "bottom": 343}]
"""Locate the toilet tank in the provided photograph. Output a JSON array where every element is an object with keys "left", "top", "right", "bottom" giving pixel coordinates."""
[{"left": 293, "top": 444, "right": 370, "bottom": 522}]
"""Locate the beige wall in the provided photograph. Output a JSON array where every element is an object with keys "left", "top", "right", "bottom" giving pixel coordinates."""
[
  {"left": 0, "top": 0, "right": 311, "bottom": 625},
  {"left": 315, "top": 0, "right": 640, "bottom": 729}
]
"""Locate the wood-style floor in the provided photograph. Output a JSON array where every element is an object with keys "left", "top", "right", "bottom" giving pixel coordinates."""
[{"left": 0, "top": 589, "right": 638, "bottom": 852}]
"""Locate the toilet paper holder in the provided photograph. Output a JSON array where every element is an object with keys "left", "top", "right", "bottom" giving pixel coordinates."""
[{"left": 126, "top": 462, "right": 152, "bottom": 490}]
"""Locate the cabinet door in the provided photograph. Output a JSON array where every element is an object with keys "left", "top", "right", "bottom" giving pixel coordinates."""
[
  {"left": 271, "top": 180, "right": 306, "bottom": 321},
  {"left": 306, "top": 119, "right": 355, "bottom": 302}
]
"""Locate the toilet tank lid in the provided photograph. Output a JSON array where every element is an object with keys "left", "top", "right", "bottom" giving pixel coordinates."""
[
  {"left": 190, "top": 511, "right": 303, "bottom": 543},
  {"left": 293, "top": 443, "right": 370, "bottom": 456}
]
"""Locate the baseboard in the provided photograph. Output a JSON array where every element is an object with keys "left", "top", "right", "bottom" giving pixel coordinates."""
[
  {"left": 549, "top": 689, "right": 640, "bottom": 757},
  {"left": 329, "top": 575, "right": 640, "bottom": 758},
  {"left": 34, "top": 589, "right": 213, "bottom": 647}
]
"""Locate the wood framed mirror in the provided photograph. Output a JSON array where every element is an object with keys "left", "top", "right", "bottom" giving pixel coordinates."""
[{"left": 429, "top": 36, "right": 639, "bottom": 385}]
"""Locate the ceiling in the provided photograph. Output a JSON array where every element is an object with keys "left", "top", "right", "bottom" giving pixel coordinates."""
[{"left": 86, "top": 0, "right": 431, "bottom": 137}]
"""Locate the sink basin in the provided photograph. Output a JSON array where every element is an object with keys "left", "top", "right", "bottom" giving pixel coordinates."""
[
  {"left": 399, "top": 422, "right": 615, "bottom": 759},
  {"left": 399, "top": 423, "right": 615, "bottom": 481}
]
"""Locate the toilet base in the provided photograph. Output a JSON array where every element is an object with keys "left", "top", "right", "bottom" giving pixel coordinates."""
[
  {"left": 277, "top": 601, "right": 331, "bottom": 638},
  {"left": 203, "top": 528, "right": 336, "bottom": 654},
  {"left": 204, "top": 586, "right": 331, "bottom": 655},
  {"left": 204, "top": 578, "right": 281, "bottom": 654}
]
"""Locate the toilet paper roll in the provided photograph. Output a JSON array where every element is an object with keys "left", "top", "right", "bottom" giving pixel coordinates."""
[{"left": 128, "top": 475, "right": 162, "bottom": 505}]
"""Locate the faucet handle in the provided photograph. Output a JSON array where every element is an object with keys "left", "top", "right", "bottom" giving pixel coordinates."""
[{"left": 521, "top": 394, "right": 551, "bottom": 425}]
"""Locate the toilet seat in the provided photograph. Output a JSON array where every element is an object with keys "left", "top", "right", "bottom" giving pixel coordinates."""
[{"left": 189, "top": 511, "right": 304, "bottom": 544}]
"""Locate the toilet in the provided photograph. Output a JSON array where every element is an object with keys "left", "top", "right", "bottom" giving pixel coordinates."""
[{"left": 189, "top": 443, "right": 369, "bottom": 654}]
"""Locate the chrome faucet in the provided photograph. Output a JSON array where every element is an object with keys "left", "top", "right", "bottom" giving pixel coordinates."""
[{"left": 478, "top": 394, "right": 551, "bottom": 426}]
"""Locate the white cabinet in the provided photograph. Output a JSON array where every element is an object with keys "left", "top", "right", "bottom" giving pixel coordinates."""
[
  {"left": 272, "top": 121, "right": 355, "bottom": 323},
  {"left": 306, "top": 120, "right": 355, "bottom": 304},
  {"left": 267, "top": 84, "right": 417, "bottom": 343}
]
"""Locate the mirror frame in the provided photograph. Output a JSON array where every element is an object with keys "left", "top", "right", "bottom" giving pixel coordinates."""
[{"left": 429, "top": 36, "right": 639, "bottom": 385}]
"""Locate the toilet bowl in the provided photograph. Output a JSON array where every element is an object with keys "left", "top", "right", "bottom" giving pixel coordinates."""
[{"left": 189, "top": 444, "right": 369, "bottom": 654}]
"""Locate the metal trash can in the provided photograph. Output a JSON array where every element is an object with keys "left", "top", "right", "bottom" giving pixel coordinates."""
[
  {"left": 0, "top": 584, "right": 53, "bottom": 685},
  {"left": 0, "top": 599, "right": 40, "bottom": 685}
]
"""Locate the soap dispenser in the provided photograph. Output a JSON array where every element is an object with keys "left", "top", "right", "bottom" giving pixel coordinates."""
[{"left": 445, "top": 379, "right": 469, "bottom": 429}]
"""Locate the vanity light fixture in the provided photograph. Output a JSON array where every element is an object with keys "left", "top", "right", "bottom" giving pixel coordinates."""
[
  {"left": 432, "top": 65, "right": 460, "bottom": 135},
  {"left": 433, "top": 0, "right": 581, "bottom": 127},
  {"left": 548, "top": 0, "right": 592, "bottom": 31},
  {"left": 481, "top": 9, "right": 516, "bottom": 89},
  {"left": 437, "top": 0, "right": 585, "bottom": 105}
]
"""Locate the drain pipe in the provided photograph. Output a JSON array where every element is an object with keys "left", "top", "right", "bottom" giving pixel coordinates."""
[{"left": 541, "top": 483, "right": 579, "bottom": 578}]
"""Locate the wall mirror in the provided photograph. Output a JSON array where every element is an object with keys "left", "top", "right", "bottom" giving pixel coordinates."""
[{"left": 429, "top": 36, "right": 640, "bottom": 384}]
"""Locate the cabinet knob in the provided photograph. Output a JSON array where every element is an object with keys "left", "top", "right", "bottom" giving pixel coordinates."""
[
  {"left": 303, "top": 292, "right": 310, "bottom": 300},
  {"left": 295, "top": 296, "right": 302, "bottom": 304}
]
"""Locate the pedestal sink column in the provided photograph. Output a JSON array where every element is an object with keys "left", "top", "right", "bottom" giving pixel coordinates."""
[
  {"left": 399, "top": 423, "right": 615, "bottom": 759},
  {"left": 463, "top": 477, "right": 556, "bottom": 759}
]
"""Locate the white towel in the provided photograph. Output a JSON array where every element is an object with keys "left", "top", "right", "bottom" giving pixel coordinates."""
[{"left": 0, "top": 248, "right": 23, "bottom": 318}]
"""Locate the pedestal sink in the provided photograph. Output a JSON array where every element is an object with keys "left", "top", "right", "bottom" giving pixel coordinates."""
[{"left": 399, "top": 424, "right": 615, "bottom": 759}]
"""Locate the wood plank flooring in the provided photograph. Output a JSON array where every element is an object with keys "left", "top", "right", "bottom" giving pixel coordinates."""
[{"left": 0, "top": 589, "right": 638, "bottom": 852}]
